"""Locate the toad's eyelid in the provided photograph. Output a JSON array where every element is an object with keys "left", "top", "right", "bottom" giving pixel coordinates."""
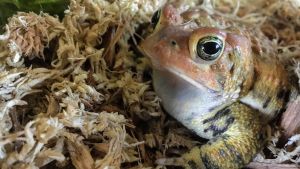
[{"left": 191, "top": 27, "right": 227, "bottom": 40}]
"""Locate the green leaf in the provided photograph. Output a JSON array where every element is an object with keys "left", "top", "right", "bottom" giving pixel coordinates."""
[
  {"left": 0, "top": 0, "right": 21, "bottom": 8},
  {"left": 0, "top": 0, "right": 68, "bottom": 29}
]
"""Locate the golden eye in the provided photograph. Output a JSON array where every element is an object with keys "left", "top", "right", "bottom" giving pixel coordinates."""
[
  {"left": 196, "top": 36, "right": 224, "bottom": 61},
  {"left": 151, "top": 9, "right": 161, "bottom": 30}
]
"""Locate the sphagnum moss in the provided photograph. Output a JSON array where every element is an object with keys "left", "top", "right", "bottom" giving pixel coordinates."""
[{"left": 0, "top": 0, "right": 299, "bottom": 168}]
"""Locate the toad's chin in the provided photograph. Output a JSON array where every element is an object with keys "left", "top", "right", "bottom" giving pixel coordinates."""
[{"left": 151, "top": 68, "right": 226, "bottom": 138}]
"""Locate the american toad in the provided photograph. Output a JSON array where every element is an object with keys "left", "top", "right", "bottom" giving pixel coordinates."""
[{"left": 140, "top": 4, "right": 295, "bottom": 169}]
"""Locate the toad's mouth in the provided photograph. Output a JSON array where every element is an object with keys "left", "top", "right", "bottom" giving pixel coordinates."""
[{"left": 159, "top": 66, "right": 220, "bottom": 94}]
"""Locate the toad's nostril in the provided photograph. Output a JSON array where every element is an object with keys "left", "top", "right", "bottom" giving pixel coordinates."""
[{"left": 171, "top": 40, "right": 177, "bottom": 46}]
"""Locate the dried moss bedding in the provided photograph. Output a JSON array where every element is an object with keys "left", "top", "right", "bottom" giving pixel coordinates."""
[{"left": 0, "top": 0, "right": 299, "bottom": 168}]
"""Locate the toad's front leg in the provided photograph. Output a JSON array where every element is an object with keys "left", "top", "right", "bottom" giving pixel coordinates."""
[{"left": 159, "top": 102, "right": 265, "bottom": 169}]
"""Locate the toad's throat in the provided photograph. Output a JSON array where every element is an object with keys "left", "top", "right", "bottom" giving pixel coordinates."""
[{"left": 152, "top": 68, "right": 226, "bottom": 136}]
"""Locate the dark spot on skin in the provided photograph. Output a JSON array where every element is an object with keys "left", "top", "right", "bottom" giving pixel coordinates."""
[
  {"left": 209, "top": 125, "right": 227, "bottom": 137},
  {"left": 233, "top": 151, "right": 244, "bottom": 166},
  {"left": 204, "top": 116, "right": 235, "bottom": 137},
  {"left": 219, "top": 149, "right": 227, "bottom": 157},
  {"left": 203, "top": 107, "right": 231, "bottom": 124},
  {"left": 227, "top": 116, "right": 235, "bottom": 123},
  {"left": 277, "top": 89, "right": 291, "bottom": 103},
  {"left": 187, "top": 160, "right": 198, "bottom": 169},
  {"left": 263, "top": 97, "right": 271, "bottom": 108},
  {"left": 203, "top": 106, "right": 235, "bottom": 136},
  {"left": 239, "top": 83, "right": 245, "bottom": 95},
  {"left": 229, "top": 64, "right": 235, "bottom": 74},
  {"left": 223, "top": 140, "right": 245, "bottom": 166},
  {"left": 283, "top": 90, "right": 291, "bottom": 103},
  {"left": 275, "top": 107, "right": 286, "bottom": 116},
  {"left": 248, "top": 69, "right": 258, "bottom": 92},
  {"left": 277, "top": 89, "right": 286, "bottom": 99},
  {"left": 201, "top": 154, "right": 221, "bottom": 169}
]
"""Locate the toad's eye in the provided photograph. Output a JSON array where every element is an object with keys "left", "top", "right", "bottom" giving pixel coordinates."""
[
  {"left": 196, "top": 36, "right": 224, "bottom": 61},
  {"left": 151, "top": 10, "right": 161, "bottom": 29}
]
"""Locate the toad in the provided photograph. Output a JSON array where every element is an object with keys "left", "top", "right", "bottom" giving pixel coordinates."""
[{"left": 140, "top": 4, "right": 295, "bottom": 169}]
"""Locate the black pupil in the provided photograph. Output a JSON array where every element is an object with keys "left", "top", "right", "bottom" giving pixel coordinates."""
[
  {"left": 202, "top": 42, "right": 221, "bottom": 55},
  {"left": 151, "top": 10, "right": 160, "bottom": 26}
]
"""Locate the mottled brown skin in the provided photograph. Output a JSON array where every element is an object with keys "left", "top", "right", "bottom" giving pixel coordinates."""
[{"left": 140, "top": 4, "right": 294, "bottom": 169}]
